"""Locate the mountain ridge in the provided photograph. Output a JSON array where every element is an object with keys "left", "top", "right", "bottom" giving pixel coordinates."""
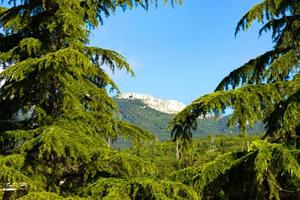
[
  {"left": 115, "top": 92, "right": 186, "bottom": 114},
  {"left": 113, "top": 96, "right": 265, "bottom": 141}
]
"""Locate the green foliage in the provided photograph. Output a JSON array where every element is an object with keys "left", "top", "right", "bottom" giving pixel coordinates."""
[
  {"left": 131, "top": 135, "right": 258, "bottom": 178},
  {"left": 1, "top": 0, "right": 297, "bottom": 199},
  {"left": 100, "top": 151, "right": 158, "bottom": 178},
  {"left": 17, "top": 192, "right": 87, "bottom": 200},
  {"left": 0, "top": 154, "right": 38, "bottom": 191},
  {"left": 171, "top": 140, "right": 300, "bottom": 199},
  {"left": 169, "top": 0, "right": 300, "bottom": 199},
  {"left": 171, "top": 79, "right": 299, "bottom": 139},
  {"left": 170, "top": 0, "right": 300, "bottom": 145},
  {"left": 0, "top": 0, "right": 187, "bottom": 199},
  {"left": 81, "top": 135, "right": 254, "bottom": 199},
  {"left": 83, "top": 178, "right": 198, "bottom": 200}
]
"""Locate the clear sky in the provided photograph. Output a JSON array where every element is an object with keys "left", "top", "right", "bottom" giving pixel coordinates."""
[{"left": 90, "top": 0, "right": 273, "bottom": 104}]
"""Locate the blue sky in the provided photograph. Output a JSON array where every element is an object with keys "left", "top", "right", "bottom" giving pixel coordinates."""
[{"left": 91, "top": 0, "right": 273, "bottom": 104}]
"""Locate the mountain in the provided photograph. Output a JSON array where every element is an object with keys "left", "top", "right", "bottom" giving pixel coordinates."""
[
  {"left": 113, "top": 94, "right": 265, "bottom": 141},
  {"left": 116, "top": 93, "right": 186, "bottom": 114}
]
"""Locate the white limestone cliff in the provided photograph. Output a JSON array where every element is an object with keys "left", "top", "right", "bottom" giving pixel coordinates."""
[{"left": 116, "top": 92, "right": 186, "bottom": 114}]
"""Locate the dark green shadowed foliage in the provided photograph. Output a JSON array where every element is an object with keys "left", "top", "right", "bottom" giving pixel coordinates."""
[
  {"left": 170, "top": 0, "right": 300, "bottom": 199},
  {"left": 0, "top": 0, "right": 189, "bottom": 199}
]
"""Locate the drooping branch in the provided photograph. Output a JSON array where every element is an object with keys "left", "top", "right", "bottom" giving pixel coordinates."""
[{"left": 171, "top": 78, "right": 299, "bottom": 139}]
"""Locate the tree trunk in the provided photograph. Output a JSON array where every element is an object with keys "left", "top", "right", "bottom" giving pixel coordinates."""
[
  {"left": 176, "top": 139, "right": 180, "bottom": 161},
  {"left": 107, "top": 138, "right": 111, "bottom": 148},
  {"left": 247, "top": 140, "right": 250, "bottom": 152}
]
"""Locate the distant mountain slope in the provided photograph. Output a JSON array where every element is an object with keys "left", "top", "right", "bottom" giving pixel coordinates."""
[
  {"left": 114, "top": 97, "right": 265, "bottom": 141},
  {"left": 114, "top": 98, "right": 172, "bottom": 140}
]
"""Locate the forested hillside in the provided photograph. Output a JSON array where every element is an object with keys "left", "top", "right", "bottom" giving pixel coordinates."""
[
  {"left": 114, "top": 98, "right": 265, "bottom": 140},
  {"left": 129, "top": 135, "right": 260, "bottom": 178}
]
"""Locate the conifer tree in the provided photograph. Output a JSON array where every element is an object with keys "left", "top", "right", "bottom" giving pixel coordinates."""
[
  {"left": 0, "top": 0, "right": 196, "bottom": 199},
  {"left": 170, "top": 0, "right": 300, "bottom": 198}
]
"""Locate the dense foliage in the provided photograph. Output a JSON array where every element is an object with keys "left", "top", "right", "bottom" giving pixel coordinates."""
[
  {"left": 170, "top": 0, "right": 300, "bottom": 199},
  {"left": 1, "top": 0, "right": 299, "bottom": 199},
  {"left": 0, "top": 0, "right": 189, "bottom": 199}
]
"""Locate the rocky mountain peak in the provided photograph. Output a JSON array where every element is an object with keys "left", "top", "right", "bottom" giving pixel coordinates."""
[{"left": 115, "top": 92, "right": 186, "bottom": 114}]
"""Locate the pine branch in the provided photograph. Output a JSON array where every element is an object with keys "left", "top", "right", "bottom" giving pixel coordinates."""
[
  {"left": 264, "top": 88, "right": 300, "bottom": 145},
  {"left": 17, "top": 192, "right": 88, "bottom": 200},
  {"left": 171, "top": 74, "right": 299, "bottom": 143},
  {"left": 84, "top": 177, "right": 198, "bottom": 200},
  {"left": 235, "top": 0, "right": 299, "bottom": 35}
]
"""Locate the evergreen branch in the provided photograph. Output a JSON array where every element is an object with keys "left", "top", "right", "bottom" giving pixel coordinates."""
[
  {"left": 0, "top": 38, "right": 42, "bottom": 64},
  {"left": 0, "top": 154, "right": 39, "bottom": 191},
  {"left": 17, "top": 192, "right": 88, "bottom": 200},
  {"left": 258, "top": 15, "right": 300, "bottom": 40},
  {"left": 264, "top": 88, "right": 300, "bottom": 144},
  {"left": 215, "top": 48, "right": 299, "bottom": 91},
  {"left": 215, "top": 50, "right": 277, "bottom": 91},
  {"left": 251, "top": 140, "right": 274, "bottom": 196},
  {"left": 0, "top": 6, "right": 7, "bottom": 15},
  {"left": 251, "top": 140, "right": 300, "bottom": 195},
  {"left": 272, "top": 144, "right": 300, "bottom": 189},
  {"left": 116, "top": 121, "right": 157, "bottom": 145},
  {"left": 266, "top": 49, "right": 300, "bottom": 82},
  {"left": 235, "top": 0, "right": 299, "bottom": 35},
  {"left": 170, "top": 80, "right": 299, "bottom": 139},
  {"left": 192, "top": 151, "right": 254, "bottom": 194},
  {"left": 171, "top": 151, "right": 255, "bottom": 197},
  {"left": 85, "top": 46, "right": 134, "bottom": 76},
  {"left": 84, "top": 177, "right": 198, "bottom": 200},
  {"left": 101, "top": 151, "right": 158, "bottom": 178}
]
